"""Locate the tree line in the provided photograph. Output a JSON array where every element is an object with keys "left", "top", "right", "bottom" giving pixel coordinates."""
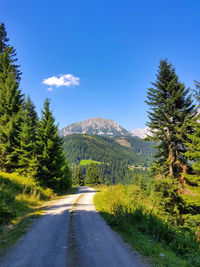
[
  {"left": 0, "top": 23, "right": 71, "bottom": 193},
  {"left": 72, "top": 162, "right": 100, "bottom": 186}
]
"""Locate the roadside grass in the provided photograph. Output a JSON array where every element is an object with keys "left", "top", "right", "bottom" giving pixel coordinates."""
[
  {"left": 0, "top": 171, "right": 54, "bottom": 225},
  {"left": 94, "top": 185, "right": 200, "bottom": 267},
  {"left": 0, "top": 172, "right": 76, "bottom": 257}
]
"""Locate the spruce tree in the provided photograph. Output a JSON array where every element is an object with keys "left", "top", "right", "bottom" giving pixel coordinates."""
[
  {"left": 85, "top": 162, "right": 100, "bottom": 185},
  {"left": 146, "top": 60, "right": 195, "bottom": 217},
  {"left": 146, "top": 59, "right": 195, "bottom": 180},
  {"left": 73, "top": 165, "right": 84, "bottom": 186},
  {"left": 17, "top": 96, "right": 38, "bottom": 176},
  {"left": 35, "top": 98, "right": 71, "bottom": 192},
  {"left": 0, "top": 48, "right": 24, "bottom": 172},
  {"left": 72, "top": 165, "right": 80, "bottom": 185},
  {"left": 0, "top": 22, "right": 21, "bottom": 80}
]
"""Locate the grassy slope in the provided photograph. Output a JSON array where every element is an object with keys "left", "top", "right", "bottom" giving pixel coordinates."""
[
  {"left": 94, "top": 185, "right": 200, "bottom": 267},
  {"left": 79, "top": 159, "right": 103, "bottom": 166},
  {"left": 0, "top": 172, "right": 55, "bottom": 256}
]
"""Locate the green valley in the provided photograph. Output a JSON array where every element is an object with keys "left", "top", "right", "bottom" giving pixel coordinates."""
[
  {"left": 63, "top": 134, "right": 155, "bottom": 184},
  {"left": 63, "top": 134, "right": 154, "bottom": 166}
]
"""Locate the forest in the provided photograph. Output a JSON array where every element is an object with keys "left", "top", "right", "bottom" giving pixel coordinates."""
[
  {"left": 63, "top": 133, "right": 154, "bottom": 184},
  {"left": 0, "top": 22, "right": 72, "bottom": 195}
]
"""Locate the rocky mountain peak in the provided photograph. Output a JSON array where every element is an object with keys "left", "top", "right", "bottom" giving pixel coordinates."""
[
  {"left": 60, "top": 117, "right": 131, "bottom": 137},
  {"left": 131, "top": 127, "right": 151, "bottom": 139}
]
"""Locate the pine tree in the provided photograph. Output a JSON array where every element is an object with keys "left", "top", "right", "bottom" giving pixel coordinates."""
[
  {"left": 0, "top": 48, "right": 24, "bottom": 172},
  {"left": 17, "top": 96, "right": 38, "bottom": 176},
  {"left": 146, "top": 59, "right": 195, "bottom": 181},
  {"left": 85, "top": 162, "right": 100, "bottom": 185},
  {"left": 35, "top": 98, "right": 71, "bottom": 192},
  {"left": 0, "top": 22, "right": 21, "bottom": 80}
]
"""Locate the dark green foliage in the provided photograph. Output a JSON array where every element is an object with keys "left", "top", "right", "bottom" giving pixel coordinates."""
[
  {"left": 145, "top": 59, "right": 196, "bottom": 219},
  {"left": 143, "top": 60, "right": 200, "bottom": 240},
  {"left": 0, "top": 48, "right": 24, "bottom": 172},
  {"left": 0, "top": 22, "right": 21, "bottom": 81},
  {"left": 0, "top": 23, "right": 24, "bottom": 172},
  {"left": 63, "top": 134, "right": 154, "bottom": 166},
  {"left": 73, "top": 165, "right": 84, "bottom": 186},
  {"left": 131, "top": 169, "right": 152, "bottom": 192},
  {"left": 152, "top": 178, "right": 182, "bottom": 217},
  {"left": 35, "top": 99, "right": 71, "bottom": 193},
  {"left": 182, "top": 81, "right": 200, "bottom": 229},
  {"left": 0, "top": 188, "right": 17, "bottom": 224},
  {"left": 17, "top": 96, "right": 38, "bottom": 176},
  {"left": 85, "top": 162, "right": 100, "bottom": 185},
  {"left": 0, "top": 23, "right": 9, "bottom": 53},
  {"left": 0, "top": 23, "right": 71, "bottom": 194},
  {"left": 146, "top": 59, "right": 195, "bottom": 179},
  {"left": 63, "top": 134, "right": 154, "bottom": 185},
  {"left": 72, "top": 165, "right": 79, "bottom": 185},
  {"left": 185, "top": 80, "right": 200, "bottom": 182}
]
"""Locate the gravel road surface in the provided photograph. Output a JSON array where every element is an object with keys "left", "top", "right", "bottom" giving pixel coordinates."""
[{"left": 1, "top": 187, "right": 148, "bottom": 267}]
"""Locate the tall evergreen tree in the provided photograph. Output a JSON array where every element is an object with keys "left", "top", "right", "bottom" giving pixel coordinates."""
[
  {"left": 146, "top": 59, "right": 195, "bottom": 181},
  {"left": 17, "top": 96, "right": 38, "bottom": 176},
  {"left": 145, "top": 59, "right": 196, "bottom": 217},
  {"left": 35, "top": 98, "right": 71, "bottom": 192},
  {"left": 85, "top": 162, "right": 100, "bottom": 185},
  {"left": 0, "top": 48, "right": 24, "bottom": 172},
  {"left": 0, "top": 22, "right": 21, "bottom": 80},
  {"left": 72, "top": 166, "right": 79, "bottom": 185},
  {"left": 73, "top": 165, "right": 84, "bottom": 186}
]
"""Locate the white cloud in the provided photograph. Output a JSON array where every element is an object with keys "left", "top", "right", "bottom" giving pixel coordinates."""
[{"left": 42, "top": 74, "right": 80, "bottom": 88}]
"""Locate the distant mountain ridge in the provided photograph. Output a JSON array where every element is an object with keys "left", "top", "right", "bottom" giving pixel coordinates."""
[
  {"left": 60, "top": 117, "right": 131, "bottom": 137},
  {"left": 131, "top": 127, "right": 151, "bottom": 139},
  {"left": 60, "top": 117, "right": 150, "bottom": 139}
]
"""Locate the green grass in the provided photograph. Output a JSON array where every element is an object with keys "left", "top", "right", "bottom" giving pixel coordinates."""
[
  {"left": 79, "top": 159, "right": 103, "bottom": 166},
  {"left": 94, "top": 185, "right": 200, "bottom": 267},
  {"left": 0, "top": 171, "right": 54, "bottom": 225}
]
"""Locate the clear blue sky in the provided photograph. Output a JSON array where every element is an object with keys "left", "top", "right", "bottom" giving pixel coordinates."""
[{"left": 1, "top": 0, "right": 200, "bottom": 130}]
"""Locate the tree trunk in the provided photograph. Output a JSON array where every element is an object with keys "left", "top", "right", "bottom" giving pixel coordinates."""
[{"left": 166, "top": 127, "right": 174, "bottom": 177}]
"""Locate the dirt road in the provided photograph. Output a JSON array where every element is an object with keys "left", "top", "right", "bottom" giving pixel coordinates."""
[{"left": 1, "top": 187, "right": 147, "bottom": 267}]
